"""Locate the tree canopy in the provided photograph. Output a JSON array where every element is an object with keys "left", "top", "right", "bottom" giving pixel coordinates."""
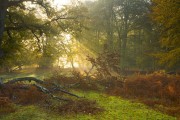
[
  {"left": 0, "top": 0, "right": 179, "bottom": 72},
  {"left": 0, "top": 0, "right": 87, "bottom": 70},
  {"left": 151, "top": 0, "right": 180, "bottom": 70}
]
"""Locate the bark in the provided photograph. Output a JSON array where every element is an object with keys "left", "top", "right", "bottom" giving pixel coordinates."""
[
  {"left": 113, "top": 12, "right": 122, "bottom": 66},
  {"left": 0, "top": 0, "right": 8, "bottom": 57},
  {"left": 121, "top": 0, "right": 129, "bottom": 71},
  {"left": 121, "top": 18, "right": 128, "bottom": 70},
  {"left": 106, "top": 1, "right": 114, "bottom": 52}
]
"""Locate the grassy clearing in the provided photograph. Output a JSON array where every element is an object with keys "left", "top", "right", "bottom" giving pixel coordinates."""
[
  {"left": 76, "top": 91, "right": 176, "bottom": 120},
  {"left": 0, "top": 91, "right": 176, "bottom": 120}
]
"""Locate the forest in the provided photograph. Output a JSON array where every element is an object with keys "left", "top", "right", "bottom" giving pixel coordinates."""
[{"left": 0, "top": 0, "right": 179, "bottom": 119}]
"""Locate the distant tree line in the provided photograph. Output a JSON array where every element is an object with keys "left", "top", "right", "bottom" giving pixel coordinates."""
[
  {"left": 80, "top": 0, "right": 180, "bottom": 72},
  {"left": 0, "top": 0, "right": 179, "bottom": 72}
]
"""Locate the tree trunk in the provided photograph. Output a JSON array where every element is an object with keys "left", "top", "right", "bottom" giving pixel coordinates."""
[
  {"left": 114, "top": 13, "right": 122, "bottom": 66},
  {"left": 0, "top": 0, "right": 8, "bottom": 57},
  {"left": 121, "top": 17, "right": 128, "bottom": 71},
  {"left": 121, "top": 0, "right": 129, "bottom": 72},
  {"left": 105, "top": 0, "right": 114, "bottom": 53}
]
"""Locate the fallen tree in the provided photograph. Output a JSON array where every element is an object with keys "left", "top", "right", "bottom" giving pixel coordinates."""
[
  {"left": 5, "top": 77, "right": 44, "bottom": 84},
  {"left": 0, "top": 77, "right": 81, "bottom": 102}
]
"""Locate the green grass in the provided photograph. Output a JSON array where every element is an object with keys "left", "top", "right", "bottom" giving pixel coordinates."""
[{"left": 0, "top": 91, "right": 176, "bottom": 120}]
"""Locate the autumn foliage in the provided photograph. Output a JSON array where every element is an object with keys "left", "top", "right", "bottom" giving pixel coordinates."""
[
  {"left": 104, "top": 73, "right": 180, "bottom": 116},
  {"left": 0, "top": 97, "right": 16, "bottom": 115},
  {"left": 106, "top": 73, "right": 180, "bottom": 102},
  {"left": 0, "top": 84, "right": 47, "bottom": 105}
]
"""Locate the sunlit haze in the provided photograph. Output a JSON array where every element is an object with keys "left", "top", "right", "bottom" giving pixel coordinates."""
[
  {"left": 53, "top": 0, "right": 71, "bottom": 6},
  {"left": 52, "top": 0, "right": 96, "bottom": 9},
  {"left": 0, "top": 0, "right": 179, "bottom": 119}
]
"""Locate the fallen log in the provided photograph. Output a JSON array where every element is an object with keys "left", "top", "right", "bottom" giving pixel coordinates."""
[
  {"left": 6, "top": 77, "right": 44, "bottom": 84},
  {"left": 2, "top": 77, "right": 81, "bottom": 101}
]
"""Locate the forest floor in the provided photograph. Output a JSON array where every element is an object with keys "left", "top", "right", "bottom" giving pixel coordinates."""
[
  {"left": 0, "top": 68, "right": 179, "bottom": 120},
  {"left": 0, "top": 91, "right": 176, "bottom": 120}
]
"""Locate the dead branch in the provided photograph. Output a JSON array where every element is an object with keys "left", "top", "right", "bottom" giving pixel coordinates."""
[
  {"left": 34, "top": 84, "right": 50, "bottom": 93},
  {"left": 51, "top": 87, "right": 81, "bottom": 98},
  {"left": 47, "top": 83, "right": 81, "bottom": 98},
  {"left": 34, "top": 84, "right": 70, "bottom": 101},
  {"left": 86, "top": 52, "right": 122, "bottom": 80},
  {"left": 68, "top": 82, "right": 81, "bottom": 88},
  {"left": 84, "top": 64, "right": 95, "bottom": 78}
]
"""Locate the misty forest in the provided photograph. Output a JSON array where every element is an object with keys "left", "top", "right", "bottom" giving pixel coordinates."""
[{"left": 0, "top": 0, "right": 179, "bottom": 119}]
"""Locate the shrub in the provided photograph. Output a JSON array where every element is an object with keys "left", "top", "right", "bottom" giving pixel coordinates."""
[
  {"left": 0, "top": 84, "right": 47, "bottom": 105},
  {"left": 0, "top": 97, "right": 16, "bottom": 115},
  {"left": 15, "top": 86, "right": 47, "bottom": 105},
  {"left": 124, "top": 73, "right": 180, "bottom": 103}
]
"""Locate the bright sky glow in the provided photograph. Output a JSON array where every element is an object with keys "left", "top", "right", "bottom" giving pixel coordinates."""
[
  {"left": 53, "top": 0, "right": 71, "bottom": 9},
  {"left": 53, "top": 0, "right": 71, "bottom": 6},
  {"left": 52, "top": 0, "right": 96, "bottom": 9}
]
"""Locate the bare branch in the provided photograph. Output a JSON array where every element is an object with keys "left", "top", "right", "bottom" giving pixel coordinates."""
[{"left": 34, "top": 84, "right": 70, "bottom": 101}]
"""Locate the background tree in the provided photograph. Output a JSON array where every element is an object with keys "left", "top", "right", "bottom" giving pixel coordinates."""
[
  {"left": 0, "top": 0, "right": 87, "bottom": 71},
  {"left": 80, "top": 0, "right": 158, "bottom": 72},
  {"left": 151, "top": 0, "right": 180, "bottom": 70}
]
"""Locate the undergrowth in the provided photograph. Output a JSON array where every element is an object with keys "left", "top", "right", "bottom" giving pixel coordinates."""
[
  {"left": 0, "top": 97, "right": 16, "bottom": 115},
  {"left": 0, "top": 70, "right": 179, "bottom": 119},
  {"left": 104, "top": 73, "right": 180, "bottom": 117},
  {"left": 0, "top": 84, "right": 48, "bottom": 105},
  {"left": 0, "top": 92, "right": 176, "bottom": 120}
]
